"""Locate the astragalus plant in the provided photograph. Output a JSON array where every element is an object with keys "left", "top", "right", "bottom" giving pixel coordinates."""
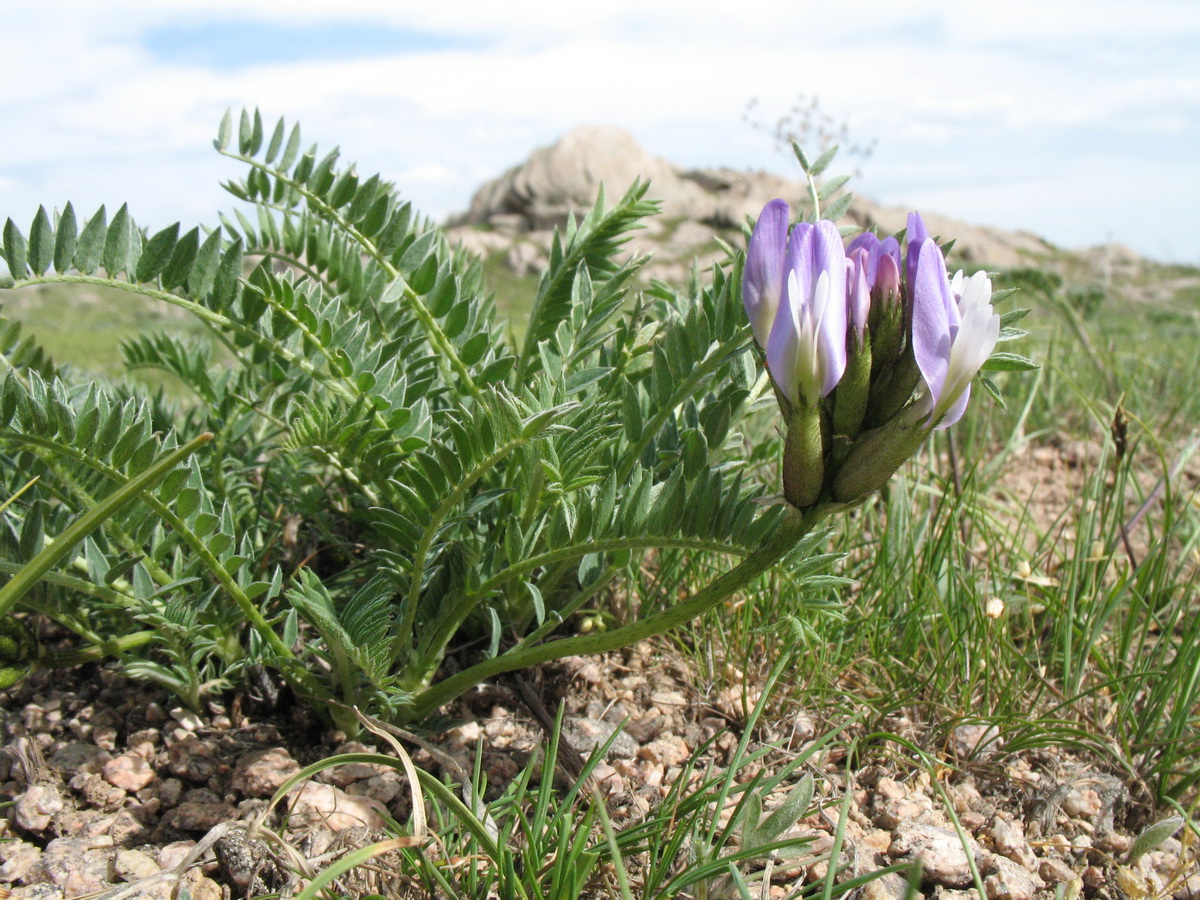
[{"left": 0, "top": 113, "right": 1030, "bottom": 729}]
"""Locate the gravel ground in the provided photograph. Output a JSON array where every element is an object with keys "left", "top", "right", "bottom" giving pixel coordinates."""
[{"left": 2, "top": 639, "right": 1198, "bottom": 899}]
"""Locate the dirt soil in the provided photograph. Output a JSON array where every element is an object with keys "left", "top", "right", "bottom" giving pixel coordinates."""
[
  {"left": 3, "top": 632, "right": 1199, "bottom": 900},
  {"left": 986, "top": 431, "right": 1200, "bottom": 574}
]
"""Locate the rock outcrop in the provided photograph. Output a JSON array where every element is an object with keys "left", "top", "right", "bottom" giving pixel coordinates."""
[
  {"left": 447, "top": 125, "right": 1126, "bottom": 279},
  {"left": 454, "top": 125, "right": 796, "bottom": 233}
]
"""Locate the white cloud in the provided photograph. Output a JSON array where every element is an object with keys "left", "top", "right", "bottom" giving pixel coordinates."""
[
  {"left": 0, "top": 1, "right": 1196, "bottom": 262},
  {"left": 395, "top": 164, "right": 458, "bottom": 184}
]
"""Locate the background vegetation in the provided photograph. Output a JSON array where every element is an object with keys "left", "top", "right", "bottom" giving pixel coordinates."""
[{"left": 2, "top": 110, "right": 1198, "bottom": 896}]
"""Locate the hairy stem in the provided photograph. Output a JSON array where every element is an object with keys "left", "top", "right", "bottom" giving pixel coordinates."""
[{"left": 38, "top": 630, "right": 159, "bottom": 668}]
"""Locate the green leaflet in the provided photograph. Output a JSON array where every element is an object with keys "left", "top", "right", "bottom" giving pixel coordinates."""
[
  {"left": 0, "top": 107, "right": 856, "bottom": 729},
  {"left": 0, "top": 616, "right": 38, "bottom": 690}
]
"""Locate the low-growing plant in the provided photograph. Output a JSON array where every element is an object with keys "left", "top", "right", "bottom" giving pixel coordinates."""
[{"left": 0, "top": 111, "right": 1029, "bottom": 732}]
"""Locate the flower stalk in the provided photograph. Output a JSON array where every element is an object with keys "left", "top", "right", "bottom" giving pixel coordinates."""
[{"left": 406, "top": 507, "right": 820, "bottom": 721}]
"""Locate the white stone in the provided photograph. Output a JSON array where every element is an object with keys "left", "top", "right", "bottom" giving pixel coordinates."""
[
  {"left": 15, "top": 783, "right": 63, "bottom": 832},
  {"left": 288, "top": 782, "right": 386, "bottom": 832}
]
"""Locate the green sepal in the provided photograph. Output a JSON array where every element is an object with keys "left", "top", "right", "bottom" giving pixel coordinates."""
[
  {"left": 831, "top": 415, "right": 929, "bottom": 504},
  {"left": 832, "top": 334, "right": 871, "bottom": 440},
  {"left": 782, "top": 403, "right": 824, "bottom": 509}
]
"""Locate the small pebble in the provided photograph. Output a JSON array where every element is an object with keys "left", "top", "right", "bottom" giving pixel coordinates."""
[
  {"left": 169, "top": 707, "right": 204, "bottom": 732},
  {"left": 0, "top": 839, "right": 42, "bottom": 882},
  {"left": 163, "top": 801, "right": 239, "bottom": 832},
  {"left": 1038, "top": 857, "right": 1079, "bottom": 885},
  {"left": 15, "top": 783, "right": 63, "bottom": 831},
  {"left": 983, "top": 853, "right": 1045, "bottom": 900},
  {"left": 156, "top": 839, "right": 198, "bottom": 869},
  {"left": 167, "top": 735, "right": 218, "bottom": 782},
  {"left": 637, "top": 734, "right": 690, "bottom": 767},
  {"left": 1081, "top": 866, "right": 1106, "bottom": 890},
  {"left": 289, "top": 782, "right": 386, "bottom": 831},
  {"left": 1094, "top": 831, "right": 1131, "bottom": 855},
  {"left": 950, "top": 724, "right": 1003, "bottom": 760},
  {"left": 889, "top": 823, "right": 982, "bottom": 888},
  {"left": 232, "top": 747, "right": 301, "bottom": 797},
  {"left": 345, "top": 771, "right": 405, "bottom": 804},
  {"left": 103, "top": 752, "right": 157, "bottom": 792},
  {"left": 115, "top": 847, "right": 160, "bottom": 881},
  {"left": 1062, "top": 787, "right": 1102, "bottom": 819}
]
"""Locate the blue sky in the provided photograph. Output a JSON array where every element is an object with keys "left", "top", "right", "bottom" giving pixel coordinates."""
[{"left": 2, "top": 0, "right": 1197, "bottom": 263}]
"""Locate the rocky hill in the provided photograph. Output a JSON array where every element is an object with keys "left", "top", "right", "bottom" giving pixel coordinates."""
[{"left": 445, "top": 126, "right": 1140, "bottom": 285}]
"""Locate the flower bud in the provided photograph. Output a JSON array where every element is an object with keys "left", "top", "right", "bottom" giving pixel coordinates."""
[
  {"left": 831, "top": 414, "right": 928, "bottom": 503},
  {"left": 832, "top": 251, "right": 872, "bottom": 439},
  {"left": 865, "top": 346, "right": 921, "bottom": 429},
  {"left": 868, "top": 252, "right": 904, "bottom": 374}
]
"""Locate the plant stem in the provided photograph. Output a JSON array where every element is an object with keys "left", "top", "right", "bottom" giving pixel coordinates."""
[
  {"left": 405, "top": 506, "right": 818, "bottom": 720},
  {"left": 37, "top": 630, "right": 160, "bottom": 668},
  {"left": 0, "top": 433, "right": 213, "bottom": 618}
]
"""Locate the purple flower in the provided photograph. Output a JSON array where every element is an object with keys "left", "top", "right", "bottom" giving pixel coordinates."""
[
  {"left": 905, "top": 211, "right": 931, "bottom": 294},
  {"left": 766, "top": 219, "right": 848, "bottom": 408},
  {"left": 846, "top": 232, "right": 902, "bottom": 291},
  {"left": 875, "top": 252, "right": 901, "bottom": 302},
  {"left": 743, "top": 199, "right": 790, "bottom": 349},
  {"left": 910, "top": 238, "right": 1000, "bottom": 429},
  {"left": 847, "top": 232, "right": 902, "bottom": 346},
  {"left": 847, "top": 249, "right": 871, "bottom": 338}
]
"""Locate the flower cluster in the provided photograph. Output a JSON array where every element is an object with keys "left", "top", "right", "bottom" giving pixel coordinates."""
[{"left": 744, "top": 200, "right": 1001, "bottom": 509}]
